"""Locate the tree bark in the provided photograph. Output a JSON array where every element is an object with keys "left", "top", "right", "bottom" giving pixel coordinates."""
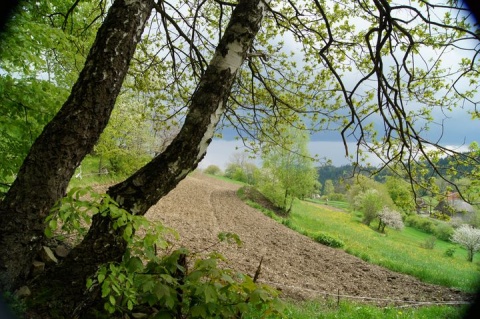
[
  {"left": 27, "top": 0, "right": 267, "bottom": 317},
  {"left": 0, "top": 0, "right": 154, "bottom": 292}
]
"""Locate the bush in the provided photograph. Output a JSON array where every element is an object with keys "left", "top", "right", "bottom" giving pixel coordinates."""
[
  {"left": 329, "top": 193, "right": 346, "bottom": 201},
  {"left": 108, "top": 153, "right": 151, "bottom": 175},
  {"left": 204, "top": 164, "right": 222, "bottom": 175},
  {"left": 420, "top": 236, "right": 437, "bottom": 249},
  {"left": 431, "top": 210, "right": 451, "bottom": 221},
  {"left": 444, "top": 247, "right": 456, "bottom": 258},
  {"left": 47, "top": 189, "right": 285, "bottom": 318},
  {"left": 405, "top": 215, "right": 437, "bottom": 235},
  {"left": 313, "top": 232, "right": 345, "bottom": 248},
  {"left": 433, "top": 223, "right": 454, "bottom": 241}
]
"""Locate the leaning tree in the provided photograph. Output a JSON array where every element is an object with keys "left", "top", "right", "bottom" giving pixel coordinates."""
[{"left": 1, "top": 0, "right": 479, "bottom": 317}]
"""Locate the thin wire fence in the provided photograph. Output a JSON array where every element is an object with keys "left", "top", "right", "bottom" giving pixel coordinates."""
[{"left": 263, "top": 280, "right": 472, "bottom": 308}]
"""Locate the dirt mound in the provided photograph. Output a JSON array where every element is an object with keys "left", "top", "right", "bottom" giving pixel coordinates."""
[{"left": 147, "top": 173, "right": 472, "bottom": 306}]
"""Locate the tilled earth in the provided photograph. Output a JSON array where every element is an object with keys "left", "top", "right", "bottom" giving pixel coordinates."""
[{"left": 147, "top": 173, "right": 471, "bottom": 306}]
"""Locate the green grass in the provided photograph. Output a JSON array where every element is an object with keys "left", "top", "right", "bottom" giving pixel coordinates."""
[
  {"left": 68, "top": 155, "right": 125, "bottom": 188},
  {"left": 235, "top": 184, "right": 480, "bottom": 293},
  {"left": 280, "top": 299, "right": 468, "bottom": 319},
  {"left": 203, "top": 173, "right": 247, "bottom": 185},
  {"left": 243, "top": 298, "right": 469, "bottom": 319},
  {"left": 307, "top": 198, "right": 350, "bottom": 210},
  {"left": 291, "top": 200, "right": 480, "bottom": 292}
]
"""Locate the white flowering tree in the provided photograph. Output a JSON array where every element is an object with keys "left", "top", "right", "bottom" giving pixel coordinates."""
[
  {"left": 451, "top": 225, "right": 480, "bottom": 262},
  {"left": 377, "top": 207, "right": 404, "bottom": 234}
]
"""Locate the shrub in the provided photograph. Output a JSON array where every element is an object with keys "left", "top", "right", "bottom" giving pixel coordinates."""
[
  {"left": 224, "top": 163, "right": 247, "bottom": 182},
  {"left": 204, "top": 164, "right": 222, "bottom": 175},
  {"left": 314, "top": 232, "right": 345, "bottom": 248},
  {"left": 433, "top": 223, "right": 454, "bottom": 241},
  {"left": 329, "top": 193, "right": 346, "bottom": 201},
  {"left": 418, "top": 218, "right": 436, "bottom": 233},
  {"left": 431, "top": 210, "right": 451, "bottom": 221},
  {"left": 47, "top": 188, "right": 285, "bottom": 318},
  {"left": 420, "top": 236, "right": 437, "bottom": 250},
  {"left": 108, "top": 153, "right": 151, "bottom": 175},
  {"left": 405, "top": 215, "right": 437, "bottom": 234},
  {"left": 444, "top": 247, "right": 456, "bottom": 258}
]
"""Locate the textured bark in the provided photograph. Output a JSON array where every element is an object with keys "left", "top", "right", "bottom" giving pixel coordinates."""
[
  {"left": 27, "top": 0, "right": 267, "bottom": 317},
  {"left": 107, "top": 0, "right": 266, "bottom": 213},
  {"left": 0, "top": 0, "right": 154, "bottom": 292}
]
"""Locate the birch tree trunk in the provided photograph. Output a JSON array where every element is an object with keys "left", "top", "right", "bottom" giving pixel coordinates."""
[
  {"left": 27, "top": 0, "right": 267, "bottom": 317},
  {"left": 0, "top": 0, "right": 154, "bottom": 292}
]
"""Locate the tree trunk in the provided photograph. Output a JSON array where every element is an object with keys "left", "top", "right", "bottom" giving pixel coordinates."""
[
  {"left": 0, "top": 0, "right": 154, "bottom": 292},
  {"left": 27, "top": 0, "right": 267, "bottom": 317},
  {"left": 468, "top": 249, "right": 474, "bottom": 262}
]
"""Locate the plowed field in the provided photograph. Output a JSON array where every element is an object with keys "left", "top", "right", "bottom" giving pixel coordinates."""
[{"left": 147, "top": 173, "right": 469, "bottom": 306}]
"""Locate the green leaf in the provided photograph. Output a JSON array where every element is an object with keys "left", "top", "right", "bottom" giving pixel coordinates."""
[
  {"left": 109, "top": 295, "right": 116, "bottom": 306},
  {"left": 44, "top": 227, "right": 53, "bottom": 238},
  {"left": 126, "top": 256, "right": 143, "bottom": 273},
  {"left": 101, "top": 285, "right": 111, "bottom": 298},
  {"left": 204, "top": 285, "right": 217, "bottom": 304},
  {"left": 140, "top": 278, "right": 155, "bottom": 292},
  {"left": 48, "top": 219, "right": 57, "bottom": 231},
  {"left": 86, "top": 278, "right": 93, "bottom": 289},
  {"left": 104, "top": 302, "right": 115, "bottom": 314},
  {"left": 190, "top": 305, "right": 207, "bottom": 318},
  {"left": 123, "top": 224, "right": 133, "bottom": 240}
]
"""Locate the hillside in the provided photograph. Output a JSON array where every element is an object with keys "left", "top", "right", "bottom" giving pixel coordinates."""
[{"left": 147, "top": 173, "right": 470, "bottom": 305}]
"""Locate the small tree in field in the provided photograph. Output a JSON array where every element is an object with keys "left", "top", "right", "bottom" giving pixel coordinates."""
[
  {"left": 260, "top": 125, "right": 318, "bottom": 215},
  {"left": 204, "top": 165, "right": 222, "bottom": 176},
  {"left": 377, "top": 207, "right": 404, "bottom": 233},
  {"left": 354, "top": 189, "right": 384, "bottom": 226},
  {"left": 323, "top": 179, "right": 335, "bottom": 199},
  {"left": 451, "top": 225, "right": 480, "bottom": 262}
]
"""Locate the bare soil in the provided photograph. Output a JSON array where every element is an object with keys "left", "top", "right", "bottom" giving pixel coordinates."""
[{"left": 147, "top": 173, "right": 471, "bottom": 306}]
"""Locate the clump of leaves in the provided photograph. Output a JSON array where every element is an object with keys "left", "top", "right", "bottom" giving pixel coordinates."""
[
  {"left": 444, "top": 247, "right": 456, "bottom": 258},
  {"left": 313, "top": 232, "right": 344, "bottom": 248},
  {"left": 46, "top": 188, "right": 284, "bottom": 318},
  {"left": 420, "top": 236, "right": 437, "bottom": 250}
]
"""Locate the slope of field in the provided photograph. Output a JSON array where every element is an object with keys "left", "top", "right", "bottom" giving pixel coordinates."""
[{"left": 147, "top": 173, "right": 470, "bottom": 306}]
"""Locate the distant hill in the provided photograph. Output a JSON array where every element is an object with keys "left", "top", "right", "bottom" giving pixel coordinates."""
[
  {"left": 316, "top": 164, "right": 392, "bottom": 192},
  {"left": 317, "top": 151, "right": 479, "bottom": 194}
]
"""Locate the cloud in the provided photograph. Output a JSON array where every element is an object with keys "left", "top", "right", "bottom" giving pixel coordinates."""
[{"left": 200, "top": 139, "right": 367, "bottom": 170}]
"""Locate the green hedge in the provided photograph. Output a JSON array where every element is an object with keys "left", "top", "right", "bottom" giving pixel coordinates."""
[{"left": 313, "top": 232, "right": 345, "bottom": 248}]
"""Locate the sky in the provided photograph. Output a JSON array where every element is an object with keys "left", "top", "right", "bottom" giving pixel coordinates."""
[
  {"left": 198, "top": 2, "right": 480, "bottom": 171},
  {"left": 199, "top": 94, "right": 479, "bottom": 170},
  {"left": 200, "top": 78, "right": 479, "bottom": 170}
]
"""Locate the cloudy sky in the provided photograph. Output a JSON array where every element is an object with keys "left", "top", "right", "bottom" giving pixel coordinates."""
[
  {"left": 198, "top": 2, "right": 479, "bottom": 171},
  {"left": 199, "top": 105, "right": 479, "bottom": 170}
]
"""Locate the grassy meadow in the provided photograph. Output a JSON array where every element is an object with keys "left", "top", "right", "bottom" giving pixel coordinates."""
[
  {"left": 236, "top": 187, "right": 480, "bottom": 318},
  {"left": 275, "top": 299, "right": 468, "bottom": 319},
  {"left": 294, "top": 199, "right": 480, "bottom": 292}
]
